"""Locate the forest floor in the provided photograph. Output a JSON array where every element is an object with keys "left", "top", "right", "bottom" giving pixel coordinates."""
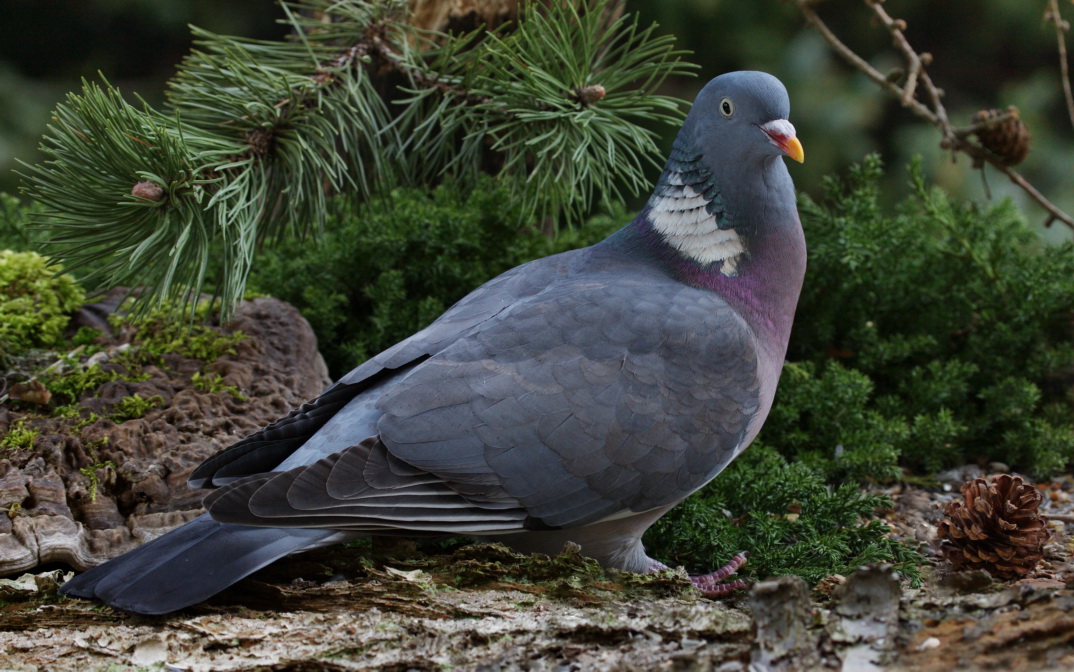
[{"left": 2, "top": 479, "right": 1074, "bottom": 672}]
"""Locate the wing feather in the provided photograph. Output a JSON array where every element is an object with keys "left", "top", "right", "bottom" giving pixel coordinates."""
[
  {"left": 205, "top": 441, "right": 530, "bottom": 534},
  {"left": 203, "top": 247, "right": 760, "bottom": 536}
]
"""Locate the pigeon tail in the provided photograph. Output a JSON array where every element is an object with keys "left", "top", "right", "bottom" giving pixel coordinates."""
[{"left": 59, "top": 514, "right": 346, "bottom": 614}]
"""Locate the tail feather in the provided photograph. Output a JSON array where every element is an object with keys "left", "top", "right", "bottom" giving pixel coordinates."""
[{"left": 60, "top": 514, "right": 342, "bottom": 615}]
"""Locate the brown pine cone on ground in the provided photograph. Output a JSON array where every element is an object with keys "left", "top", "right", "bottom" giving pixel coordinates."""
[{"left": 937, "top": 474, "right": 1050, "bottom": 579}]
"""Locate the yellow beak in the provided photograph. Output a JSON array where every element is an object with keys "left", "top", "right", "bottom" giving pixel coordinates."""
[{"left": 782, "top": 135, "right": 805, "bottom": 163}]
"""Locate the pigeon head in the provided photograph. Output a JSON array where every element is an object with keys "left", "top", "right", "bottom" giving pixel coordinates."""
[
  {"left": 644, "top": 71, "right": 803, "bottom": 276},
  {"left": 688, "top": 70, "right": 803, "bottom": 168}
]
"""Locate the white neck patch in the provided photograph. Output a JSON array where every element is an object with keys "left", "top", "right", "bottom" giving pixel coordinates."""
[{"left": 648, "top": 171, "right": 744, "bottom": 275}]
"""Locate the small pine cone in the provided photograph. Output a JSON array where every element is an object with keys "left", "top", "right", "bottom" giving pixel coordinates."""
[
  {"left": 573, "top": 84, "right": 606, "bottom": 106},
  {"left": 973, "top": 106, "right": 1031, "bottom": 166},
  {"left": 131, "top": 180, "right": 164, "bottom": 202},
  {"left": 937, "top": 474, "right": 1050, "bottom": 580}
]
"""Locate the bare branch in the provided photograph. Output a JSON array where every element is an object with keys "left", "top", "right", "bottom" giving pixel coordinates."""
[
  {"left": 790, "top": 0, "right": 1074, "bottom": 232},
  {"left": 919, "top": 70, "right": 954, "bottom": 148},
  {"left": 795, "top": 2, "right": 917, "bottom": 107},
  {"left": 1045, "top": 0, "right": 1074, "bottom": 131},
  {"left": 866, "top": 1, "right": 922, "bottom": 105}
]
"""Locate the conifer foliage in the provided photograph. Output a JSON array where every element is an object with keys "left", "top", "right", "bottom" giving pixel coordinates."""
[{"left": 19, "top": 0, "right": 693, "bottom": 320}]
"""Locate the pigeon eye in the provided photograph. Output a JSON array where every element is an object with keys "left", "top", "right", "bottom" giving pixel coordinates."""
[{"left": 720, "top": 97, "right": 734, "bottom": 118}]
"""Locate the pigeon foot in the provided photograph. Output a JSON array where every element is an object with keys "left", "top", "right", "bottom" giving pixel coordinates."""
[{"left": 649, "top": 551, "right": 749, "bottom": 598}]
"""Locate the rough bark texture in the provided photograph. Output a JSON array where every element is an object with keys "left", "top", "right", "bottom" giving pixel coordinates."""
[
  {"left": 0, "top": 298, "right": 330, "bottom": 575},
  {"left": 749, "top": 575, "right": 820, "bottom": 671},
  {"left": 406, "top": 0, "right": 623, "bottom": 34},
  {"left": 3, "top": 534, "right": 1074, "bottom": 671}
]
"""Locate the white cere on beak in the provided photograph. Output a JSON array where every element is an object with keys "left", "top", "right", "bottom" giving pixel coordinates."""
[
  {"left": 760, "top": 119, "right": 796, "bottom": 140},
  {"left": 759, "top": 119, "right": 799, "bottom": 157}
]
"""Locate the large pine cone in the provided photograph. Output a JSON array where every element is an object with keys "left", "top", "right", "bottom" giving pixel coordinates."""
[
  {"left": 937, "top": 474, "right": 1050, "bottom": 579},
  {"left": 973, "top": 106, "right": 1031, "bottom": 166}
]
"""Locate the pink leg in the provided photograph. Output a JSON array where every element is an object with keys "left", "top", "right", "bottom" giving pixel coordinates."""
[{"left": 649, "top": 552, "right": 749, "bottom": 598}]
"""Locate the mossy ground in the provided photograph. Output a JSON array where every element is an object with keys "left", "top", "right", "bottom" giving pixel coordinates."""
[
  {"left": 0, "top": 542, "right": 753, "bottom": 671},
  {"left": 3, "top": 298, "right": 245, "bottom": 429},
  {"left": 1, "top": 493, "right": 1070, "bottom": 672}
]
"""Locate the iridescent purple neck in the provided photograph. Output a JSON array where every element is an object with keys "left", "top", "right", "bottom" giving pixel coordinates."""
[{"left": 619, "top": 211, "right": 806, "bottom": 357}]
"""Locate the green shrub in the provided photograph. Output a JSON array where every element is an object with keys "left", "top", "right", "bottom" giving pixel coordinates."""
[
  {"left": 644, "top": 445, "right": 921, "bottom": 586},
  {"left": 79, "top": 461, "right": 116, "bottom": 502},
  {"left": 0, "top": 250, "right": 84, "bottom": 354},
  {"left": 771, "top": 155, "right": 1074, "bottom": 479},
  {"left": 250, "top": 177, "right": 622, "bottom": 377}
]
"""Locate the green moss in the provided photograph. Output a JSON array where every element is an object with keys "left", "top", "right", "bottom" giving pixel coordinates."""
[
  {"left": 82, "top": 436, "right": 109, "bottom": 458},
  {"left": 109, "top": 394, "right": 164, "bottom": 423},
  {"left": 69, "top": 326, "right": 105, "bottom": 349},
  {"left": 192, "top": 371, "right": 248, "bottom": 402},
  {"left": 0, "top": 250, "right": 84, "bottom": 355},
  {"left": 50, "top": 404, "right": 80, "bottom": 419},
  {"left": 78, "top": 461, "right": 116, "bottom": 502},
  {"left": 96, "top": 295, "right": 245, "bottom": 367},
  {"left": 447, "top": 543, "right": 604, "bottom": 588},
  {"left": 126, "top": 315, "right": 245, "bottom": 362},
  {"left": 73, "top": 411, "right": 101, "bottom": 431},
  {"left": 0, "top": 419, "right": 38, "bottom": 452},
  {"left": 4, "top": 290, "right": 246, "bottom": 435},
  {"left": 41, "top": 363, "right": 149, "bottom": 406},
  {"left": 50, "top": 404, "right": 101, "bottom": 433},
  {"left": 392, "top": 542, "right": 696, "bottom": 602}
]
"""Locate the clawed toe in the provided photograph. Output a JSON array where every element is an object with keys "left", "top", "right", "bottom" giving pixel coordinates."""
[
  {"left": 649, "top": 551, "right": 749, "bottom": 598},
  {"left": 690, "top": 551, "right": 749, "bottom": 597}
]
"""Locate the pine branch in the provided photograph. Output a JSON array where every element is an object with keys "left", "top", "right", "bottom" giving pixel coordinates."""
[
  {"left": 18, "top": 81, "right": 240, "bottom": 317},
  {"left": 19, "top": 0, "right": 695, "bottom": 321},
  {"left": 466, "top": 2, "right": 692, "bottom": 223}
]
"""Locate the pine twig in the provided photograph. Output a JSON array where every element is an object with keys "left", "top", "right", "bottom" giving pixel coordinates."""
[
  {"left": 365, "top": 30, "right": 498, "bottom": 108},
  {"left": 792, "top": 0, "right": 1074, "bottom": 231},
  {"left": 1045, "top": 0, "right": 1074, "bottom": 131}
]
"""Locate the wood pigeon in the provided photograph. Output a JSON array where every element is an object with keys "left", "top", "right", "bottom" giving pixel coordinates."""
[{"left": 60, "top": 70, "right": 807, "bottom": 614}]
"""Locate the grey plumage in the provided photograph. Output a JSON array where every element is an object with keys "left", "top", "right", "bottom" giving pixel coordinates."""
[{"left": 61, "top": 71, "right": 807, "bottom": 614}]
